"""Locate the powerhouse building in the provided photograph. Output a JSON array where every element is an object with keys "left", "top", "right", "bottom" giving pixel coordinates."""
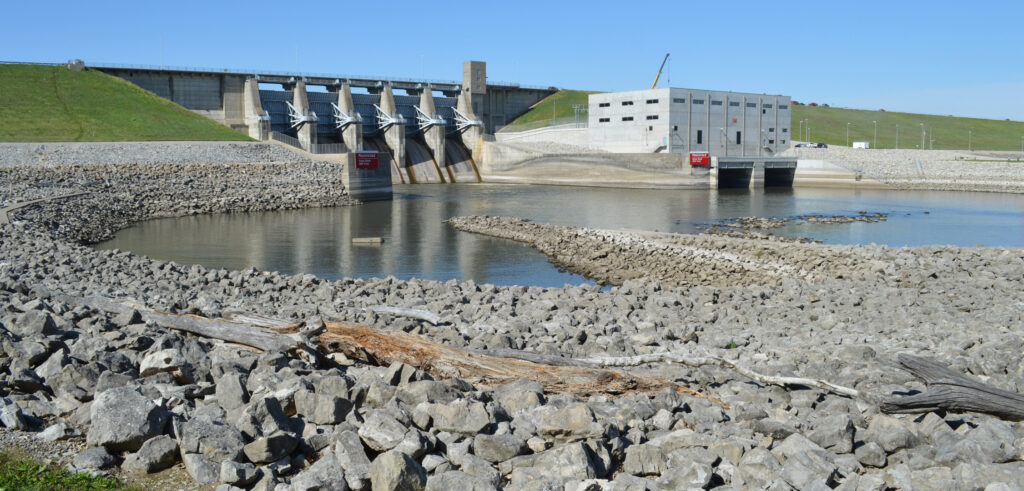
[{"left": 587, "top": 88, "right": 791, "bottom": 157}]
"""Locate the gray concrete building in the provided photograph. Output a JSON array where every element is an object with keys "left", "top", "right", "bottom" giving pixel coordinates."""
[{"left": 587, "top": 88, "right": 791, "bottom": 157}]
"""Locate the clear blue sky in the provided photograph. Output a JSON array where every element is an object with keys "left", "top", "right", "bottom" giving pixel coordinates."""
[{"left": 4, "top": 0, "right": 1022, "bottom": 120}]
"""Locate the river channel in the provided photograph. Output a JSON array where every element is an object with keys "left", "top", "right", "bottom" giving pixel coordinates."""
[{"left": 96, "top": 184, "right": 1024, "bottom": 287}]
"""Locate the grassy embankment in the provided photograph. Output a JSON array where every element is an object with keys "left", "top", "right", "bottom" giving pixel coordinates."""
[
  {"left": 503, "top": 89, "right": 598, "bottom": 131},
  {"left": 792, "top": 104, "right": 1024, "bottom": 151},
  {"left": 508, "top": 89, "right": 1024, "bottom": 151},
  {"left": 0, "top": 64, "right": 250, "bottom": 142}
]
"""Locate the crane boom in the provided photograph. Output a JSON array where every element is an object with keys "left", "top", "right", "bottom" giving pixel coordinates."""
[{"left": 650, "top": 53, "right": 670, "bottom": 89}]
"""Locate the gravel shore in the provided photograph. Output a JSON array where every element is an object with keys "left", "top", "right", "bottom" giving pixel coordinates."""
[
  {"left": 2, "top": 142, "right": 1024, "bottom": 490},
  {"left": 786, "top": 147, "right": 1024, "bottom": 192}
]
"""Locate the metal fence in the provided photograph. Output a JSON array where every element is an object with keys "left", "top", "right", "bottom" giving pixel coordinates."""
[
  {"left": 310, "top": 143, "right": 347, "bottom": 154},
  {"left": 495, "top": 117, "right": 588, "bottom": 134},
  {"left": 270, "top": 132, "right": 302, "bottom": 149}
]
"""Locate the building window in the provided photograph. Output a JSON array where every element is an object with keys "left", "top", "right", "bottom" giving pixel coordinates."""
[
  {"left": 692, "top": 99, "right": 705, "bottom": 104},
  {"left": 673, "top": 125, "right": 679, "bottom": 131},
  {"left": 673, "top": 98, "right": 685, "bottom": 103},
  {"left": 622, "top": 101, "right": 634, "bottom": 106},
  {"left": 648, "top": 126, "right": 653, "bottom": 131},
  {"left": 735, "top": 131, "right": 741, "bottom": 144},
  {"left": 763, "top": 103, "right": 773, "bottom": 109},
  {"left": 782, "top": 128, "right": 788, "bottom": 133},
  {"left": 781, "top": 139, "right": 786, "bottom": 144},
  {"left": 697, "top": 130, "right": 703, "bottom": 144},
  {"left": 769, "top": 139, "right": 775, "bottom": 144},
  {"left": 729, "top": 101, "right": 740, "bottom": 107},
  {"left": 769, "top": 127, "right": 775, "bottom": 132},
  {"left": 646, "top": 99, "right": 659, "bottom": 104},
  {"left": 622, "top": 116, "right": 633, "bottom": 121},
  {"left": 746, "top": 102, "right": 756, "bottom": 108},
  {"left": 778, "top": 104, "right": 788, "bottom": 110},
  {"left": 646, "top": 115, "right": 659, "bottom": 120},
  {"left": 599, "top": 118, "right": 610, "bottom": 123},
  {"left": 711, "top": 100, "right": 723, "bottom": 106},
  {"left": 598, "top": 102, "right": 610, "bottom": 108}
]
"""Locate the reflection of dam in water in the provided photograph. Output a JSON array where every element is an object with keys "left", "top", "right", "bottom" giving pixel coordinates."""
[{"left": 97, "top": 184, "right": 1024, "bottom": 286}]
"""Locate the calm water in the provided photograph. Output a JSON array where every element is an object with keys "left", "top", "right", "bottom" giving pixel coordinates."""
[{"left": 96, "top": 184, "right": 1024, "bottom": 287}]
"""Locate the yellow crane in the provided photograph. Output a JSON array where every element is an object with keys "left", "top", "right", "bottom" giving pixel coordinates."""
[{"left": 650, "top": 53, "right": 670, "bottom": 89}]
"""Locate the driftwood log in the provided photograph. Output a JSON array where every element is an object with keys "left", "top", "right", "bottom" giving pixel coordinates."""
[
  {"left": 79, "top": 296, "right": 317, "bottom": 353},
  {"left": 319, "top": 320, "right": 724, "bottom": 405},
  {"left": 881, "top": 354, "right": 1024, "bottom": 421}
]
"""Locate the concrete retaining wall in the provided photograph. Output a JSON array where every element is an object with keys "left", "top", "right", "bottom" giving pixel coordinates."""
[{"left": 495, "top": 126, "right": 590, "bottom": 147}]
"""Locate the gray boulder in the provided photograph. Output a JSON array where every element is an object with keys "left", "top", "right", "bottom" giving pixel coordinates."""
[
  {"left": 123, "top": 434, "right": 179, "bottom": 474},
  {"left": 182, "top": 453, "right": 221, "bottom": 484},
  {"left": 38, "top": 422, "right": 81, "bottom": 442},
  {"left": 533, "top": 403, "right": 604, "bottom": 443},
  {"left": 215, "top": 373, "right": 249, "bottom": 411},
  {"left": 235, "top": 396, "right": 291, "bottom": 439},
  {"left": 294, "top": 389, "right": 351, "bottom": 425},
  {"left": 622, "top": 443, "right": 666, "bottom": 476},
  {"left": 855, "top": 441, "right": 887, "bottom": 467},
  {"left": 289, "top": 452, "right": 349, "bottom": 491},
  {"left": 87, "top": 386, "right": 168, "bottom": 452},
  {"left": 473, "top": 433, "right": 528, "bottom": 463},
  {"left": 243, "top": 432, "right": 298, "bottom": 464},
  {"left": 220, "top": 460, "right": 260, "bottom": 487},
  {"left": 73, "top": 446, "right": 116, "bottom": 471},
  {"left": 15, "top": 310, "right": 59, "bottom": 337},
  {"left": 179, "top": 417, "right": 246, "bottom": 463},
  {"left": 370, "top": 450, "right": 426, "bottom": 491},
  {"left": 425, "top": 471, "right": 494, "bottom": 491},
  {"left": 428, "top": 399, "right": 494, "bottom": 435},
  {"left": 358, "top": 410, "right": 409, "bottom": 452},
  {"left": 863, "top": 414, "right": 918, "bottom": 453},
  {"left": 808, "top": 413, "right": 856, "bottom": 454},
  {"left": 658, "top": 461, "right": 713, "bottom": 489}
]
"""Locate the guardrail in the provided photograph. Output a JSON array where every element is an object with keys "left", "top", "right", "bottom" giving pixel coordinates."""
[{"left": 495, "top": 116, "right": 588, "bottom": 134}]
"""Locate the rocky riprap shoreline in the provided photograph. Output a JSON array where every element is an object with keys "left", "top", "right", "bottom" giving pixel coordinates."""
[
  {"left": 2, "top": 142, "right": 1024, "bottom": 490},
  {"left": 785, "top": 147, "right": 1024, "bottom": 193},
  {"left": 696, "top": 213, "right": 888, "bottom": 243}
]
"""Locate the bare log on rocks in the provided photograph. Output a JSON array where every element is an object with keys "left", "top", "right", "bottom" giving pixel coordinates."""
[
  {"left": 367, "top": 306, "right": 444, "bottom": 326},
  {"left": 881, "top": 354, "right": 1024, "bottom": 421},
  {"left": 320, "top": 321, "right": 725, "bottom": 404},
  {"left": 81, "top": 296, "right": 313, "bottom": 353},
  {"left": 577, "top": 352, "right": 860, "bottom": 398}
]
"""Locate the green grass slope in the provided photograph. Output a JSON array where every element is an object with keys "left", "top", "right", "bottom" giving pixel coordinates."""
[
  {"left": 0, "top": 64, "right": 250, "bottom": 142},
  {"left": 507, "top": 89, "right": 598, "bottom": 127},
  {"left": 793, "top": 105, "right": 1024, "bottom": 151}
]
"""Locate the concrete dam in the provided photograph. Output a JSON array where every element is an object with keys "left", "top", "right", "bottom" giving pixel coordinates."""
[{"left": 95, "top": 61, "right": 556, "bottom": 184}]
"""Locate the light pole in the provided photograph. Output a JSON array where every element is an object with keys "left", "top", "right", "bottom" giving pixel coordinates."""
[
  {"left": 799, "top": 119, "right": 804, "bottom": 142},
  {"left": 895, "top": 124, "right": 899, "bottom": 149},
  {"left": 872, "top": 120, "right": 877, "bottom": 149},
  {"left": 930, "top": 126, "right": 934, "bottom": 150},
  {"left": 846, "top": 122, "right": 850, "bottom": 147},
  {"left": 920, "top": 123, "right": 925, "bottom": 150}
]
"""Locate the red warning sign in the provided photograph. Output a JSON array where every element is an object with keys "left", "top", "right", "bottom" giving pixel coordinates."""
[
  {"left": 689, "top": 152, "right": 710, "bottom": 166},
  {"left": 355, "top": 152, "right": 379, "bottom": 170}
]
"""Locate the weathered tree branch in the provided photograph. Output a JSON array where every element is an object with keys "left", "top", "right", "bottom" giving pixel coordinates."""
[
  {"left": 79, "top": 296, "right": 312, "bottom": 353},
  {"left": 576, "top": 352, "right": 860, "bottom": 398},
  {"left": 881, "top": 354, "right": 1024, "bottom": 421},
  {"left": 368, "top": 306, "right": 444, "bottom": 326}
]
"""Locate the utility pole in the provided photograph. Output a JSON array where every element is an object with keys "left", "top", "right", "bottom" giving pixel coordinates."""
[{"left": 872, "top": 120, "right": 877, "bottom": 149}]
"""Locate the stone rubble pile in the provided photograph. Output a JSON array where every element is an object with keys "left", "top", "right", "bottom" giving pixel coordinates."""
[{"left": 1, "top": 143, "right": 1024, "bottom": 489}]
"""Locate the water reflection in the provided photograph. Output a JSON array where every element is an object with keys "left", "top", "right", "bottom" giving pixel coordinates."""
[{"left": 96, "top": 184, "right": 1024, "bottom": 287}]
